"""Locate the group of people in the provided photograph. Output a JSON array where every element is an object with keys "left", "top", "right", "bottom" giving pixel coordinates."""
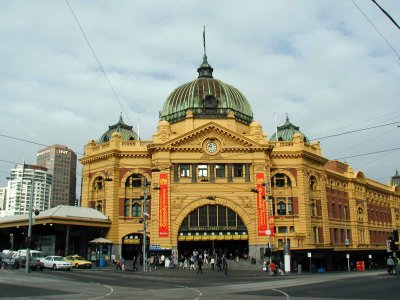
[
  {"left": 386, "top": 256, "right": 400, "bottom": 275},
  {"left": 177, "top": 250, "right": 228, "bottom": 275}
]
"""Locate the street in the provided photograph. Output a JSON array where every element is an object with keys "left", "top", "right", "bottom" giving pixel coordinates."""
[{"left": 0, "top": 267, "right": 398, "bottom": 299}]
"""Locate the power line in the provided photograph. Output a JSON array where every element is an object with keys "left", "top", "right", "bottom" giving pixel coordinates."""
[
  {"left": 310, "top": 121, "right": 399, "bottom": 141},
  {"left": 335, "top": 146, "right": 400, "bottom": 160},
  {"left": 351, "top": 0, "right": 400, "bottom": 60},
  {"left": 65, "top": 0, "right": 133, "bottom": 126},
  {"left": 371, "top": 0, "right": 400, "bottom": 31}
]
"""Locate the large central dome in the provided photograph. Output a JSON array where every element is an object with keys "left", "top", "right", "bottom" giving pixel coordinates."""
[{"left": 160, "top": 54, "right": 253, "bottom": 124}]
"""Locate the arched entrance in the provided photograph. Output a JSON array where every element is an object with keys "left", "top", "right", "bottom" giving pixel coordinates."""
[
  {"left": 121, "top": 233, "right": 149, "bottom": 261},
  {"left": 178, "top": 204, "right": 249, "bottom": 259}
]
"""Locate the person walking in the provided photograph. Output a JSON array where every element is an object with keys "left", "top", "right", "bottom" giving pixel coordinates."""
[
  {"left": 223, "top": 257, "right": 228, "bottom": 276},
  {"left": 132, "top": 256, "right": 137, "bottom": 272},
  {"left": 197, "top": 256, "right": 203, "bottom": 274},
  {"left": 210, "top": 257, "right": 215, "bottom": 270},
  {"left": 387, "top": 256, "right": 395, "bottom": 275}
]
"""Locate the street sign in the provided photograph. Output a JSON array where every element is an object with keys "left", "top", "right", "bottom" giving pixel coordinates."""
[{"left": 266, "top": 229, "right": 271, "bottom": 236}]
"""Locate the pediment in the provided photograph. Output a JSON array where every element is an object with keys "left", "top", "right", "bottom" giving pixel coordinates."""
[{"left": 153, "top": 122, "right": 268, "bottom": 151}]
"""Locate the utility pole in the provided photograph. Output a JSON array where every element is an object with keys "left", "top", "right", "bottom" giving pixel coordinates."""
[
  {"left": 26, "top": 169, "right": 35, "bottom": 274},
  {"left": 142, "top": 178, "right": 149, "bottom": 272}
]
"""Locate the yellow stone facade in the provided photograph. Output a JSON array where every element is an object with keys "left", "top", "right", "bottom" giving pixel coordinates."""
[{"left": 80, "top": 59, "right": 400, "bottom": 270}]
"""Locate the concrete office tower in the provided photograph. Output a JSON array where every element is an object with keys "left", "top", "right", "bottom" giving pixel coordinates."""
[
  {"left": 0, "top": 187, "right": 7, "bottom": 213},
  {"left": 36, "top": 145, "right": 77, "bottom": 207},
  {"left": 2, "top": 164, "right": 52, "bottom": 217}
]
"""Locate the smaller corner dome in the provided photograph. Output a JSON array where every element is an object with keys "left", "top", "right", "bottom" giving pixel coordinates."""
[
  {"left": 270, "top": 115, "right": 309, "bottom": 143},
  {"left": 98, "top": 114, "right": 138, "bottom": 144}
]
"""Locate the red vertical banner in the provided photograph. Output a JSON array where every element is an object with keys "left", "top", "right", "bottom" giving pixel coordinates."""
[
  {"left": 256, "top": 173, "right": 267, "bottom": 236},
  {"left": 159, "top": 173, "right": 169, "bottom": 237},
  {"left": 268, "top": 216, "right": 275, "bottom": 237}
]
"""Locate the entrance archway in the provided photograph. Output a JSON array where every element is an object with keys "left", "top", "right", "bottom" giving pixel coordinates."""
[
  {"left": 121, "top": 233, "right": 149, "bottom": 261},
  {"left": 178, "top": 204, "right": 249, "bottom": 259}
]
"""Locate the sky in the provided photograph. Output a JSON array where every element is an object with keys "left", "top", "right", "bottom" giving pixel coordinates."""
[{"left": 0, "top": 1, "right": 399, "bottom": 196}]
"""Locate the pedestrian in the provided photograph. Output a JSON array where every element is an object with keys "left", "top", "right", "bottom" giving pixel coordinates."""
[
  {"left": 120, "top": 257, "right": 126, "bottom": 271},
  {"left": 223, "top": 257, "right": 228, "bottom": 275},
  {"left": 210, "top": 257, "right": 215, "bottom": 270},
  {"left": 115, "top": 258, "right": 121, "bottom": 270},
  {"left": 197, "top": 256, "right": 203, "bottom": 274},
  {"left": 387, "top": 256, "right": 395, "bottom": 275},
  {"left": 132, "top": 256, "right": 137, "bottom": 272}
]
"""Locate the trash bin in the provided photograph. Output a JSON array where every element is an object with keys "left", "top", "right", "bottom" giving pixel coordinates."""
[
  {"left": 99, "top": 258, "right": 106, "bottom": 268},
  {"left": 297, "top": 264, "right": 302, "bottom": 274},
  {"left": 356, "top": 261, "right": 365, "bottom": 271}
]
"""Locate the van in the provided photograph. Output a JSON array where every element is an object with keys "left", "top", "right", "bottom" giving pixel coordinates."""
[{"left": 15, "top": 249, "right": 44, "bottom": 271}]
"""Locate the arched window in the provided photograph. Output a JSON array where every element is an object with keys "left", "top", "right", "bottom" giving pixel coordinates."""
[
  {"left": 271, "top": 173, "right": 292, "bottom": 188},
  {"left": 94, "top": 176, "right": 103, "bottom": 190},
  {"left": 96, "top": 202, "right": 103, "bottom": 212},
  {"left": 309, "top": 176, "right": 317, "bottom": 190},
  {"left": 125, "top": 174, "right": 143, "bottom": 188}
]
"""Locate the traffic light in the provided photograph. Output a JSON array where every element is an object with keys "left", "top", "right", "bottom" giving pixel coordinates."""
[
  {"left": 393, "top": 230, "right": 399, "bottom": 242},
  {"left": 264, "top": 248, "right": 272, "bottom": 257},
  {"left": 390, "top": 239, "right": 397, "bottom": 252}
]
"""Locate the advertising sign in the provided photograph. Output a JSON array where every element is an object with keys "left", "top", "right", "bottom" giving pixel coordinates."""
[{"left": 159, "top": 173, "right": 169, "bottom": 237}]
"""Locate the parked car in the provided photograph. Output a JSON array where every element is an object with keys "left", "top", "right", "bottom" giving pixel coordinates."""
[
  {"left": 64, "top": 255, "right": 92, "bottom": 269},
  {"left": 41, "top": 256, "right": 72, "bottom": 270},
  {"left": 0, "top": 251, "right": 19, "bottom": 269},
  {"left": 15, "top": 249, "right": 44, "bottom": 271}
]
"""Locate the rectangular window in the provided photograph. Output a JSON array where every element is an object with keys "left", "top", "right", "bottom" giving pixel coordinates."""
[
  {"left": 124, "top": 200, "right": 130, "bottom": 217},
  {"left": 198, "top": 164, "right": 208, "bottom": 177},
  {"left": 233, "top": 164, "right": 243, "bottom": 177},
  {"left": 180, "top": 164, "right": 190, "bottom": 177},
  {"left": 215, "top": 164, "right": 226, "bottom": 177}
]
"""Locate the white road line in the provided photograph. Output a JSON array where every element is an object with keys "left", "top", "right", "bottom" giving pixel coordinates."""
[
  {"left": 88, "top": 284, "right": 114, "bottom": 300},
  {"left": 272, "top": 288, "right": 290, "bottom": 300}
]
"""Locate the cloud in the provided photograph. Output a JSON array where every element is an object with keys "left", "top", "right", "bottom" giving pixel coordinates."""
[{"left": 0, "top": 0, "right": 399, "bottom": 192}]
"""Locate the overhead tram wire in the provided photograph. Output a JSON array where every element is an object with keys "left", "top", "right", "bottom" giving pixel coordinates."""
[
  {"left": 335, "top": 146, "right": 400, "bottom": 160},
  {"left": 370, "top": 0, "right": 400, "bottom": 31},
  {"left": 351, "top": 0, "right": 400, "bottom": 60},
  {"left": 309, "top": 121, "right": 400, "bottom": 141},
  {"left": 65, "top": 0, "right": 133, "bottom": 126},
  {"left": 308, "top": 110, "right": 400, "bottom": 139}
]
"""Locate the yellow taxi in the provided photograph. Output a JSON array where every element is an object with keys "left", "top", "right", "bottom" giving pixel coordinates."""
[{"left": 64, "top": 255, "right": 92, "bottom": 269}]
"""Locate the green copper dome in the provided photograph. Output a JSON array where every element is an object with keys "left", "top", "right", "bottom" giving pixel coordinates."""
[
  {"left": 160, "top": 54, "right": 253, "bottom": 124},
  {"left": 98, "top": 115, "right": 138, "bottom": 144},
  {"left": 270, "top": 115, "right": 309, "bottom": 143}
]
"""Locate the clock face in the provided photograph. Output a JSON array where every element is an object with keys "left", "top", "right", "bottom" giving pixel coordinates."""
[{"left": 206, "top": 141, "right": 218, "bottom": 153}]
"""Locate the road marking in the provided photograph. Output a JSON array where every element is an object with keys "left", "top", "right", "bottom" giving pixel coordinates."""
[
  {"left": 272, "top": 288, "right": 290, "bottom": 300},
  {"left": 88, "top": 284, "right": 114, "bottom": 300}
]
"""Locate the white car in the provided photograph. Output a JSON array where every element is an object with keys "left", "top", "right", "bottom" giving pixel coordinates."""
[{"left": 41, "top": 256, "right": 72, "bottom": 270}]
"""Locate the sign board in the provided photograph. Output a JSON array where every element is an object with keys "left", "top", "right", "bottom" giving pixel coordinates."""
[{"left": 307, "top": 252, "right": 312, "bottom": 258}]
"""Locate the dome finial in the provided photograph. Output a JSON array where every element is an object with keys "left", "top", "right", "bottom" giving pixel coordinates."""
[{"left": 197, "top": 26, "right": 214, "bottom": 78}]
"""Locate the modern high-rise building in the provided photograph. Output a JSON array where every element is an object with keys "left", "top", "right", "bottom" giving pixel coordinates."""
[
  {"left": 1, "top": 164, "right": 52, "bottom": 217},
  {"left": 36, "top": 144, "right": 77, "bottom": 207},
  {"left": 0, "top": 187, "right": 7, "bottom": 212}
]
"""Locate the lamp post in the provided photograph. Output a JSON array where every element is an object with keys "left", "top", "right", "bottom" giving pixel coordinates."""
[
  {"left": 25, "top": 170, "right": 35, "bottom": 274},
  {"left": 141, "top": 178, "right": 150, "bottom": 272},
  {"left": 344, "top": 206, "right": 350, "bottom": 272}
]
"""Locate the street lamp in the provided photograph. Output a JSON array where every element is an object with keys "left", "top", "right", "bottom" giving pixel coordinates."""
[
  {"left": 140, "top": 178, "right": 150, "bottom": 272},
  {"left": 25, "top": 169, "right": 35, "bottom": 274},
  {"left": 344, "top": 206, "right": 350, "bottom": 272}
]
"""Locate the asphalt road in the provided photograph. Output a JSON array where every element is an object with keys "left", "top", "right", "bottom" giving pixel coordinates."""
[{"left": 0, "top": 267, "right": 398, "bottom": 299}]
